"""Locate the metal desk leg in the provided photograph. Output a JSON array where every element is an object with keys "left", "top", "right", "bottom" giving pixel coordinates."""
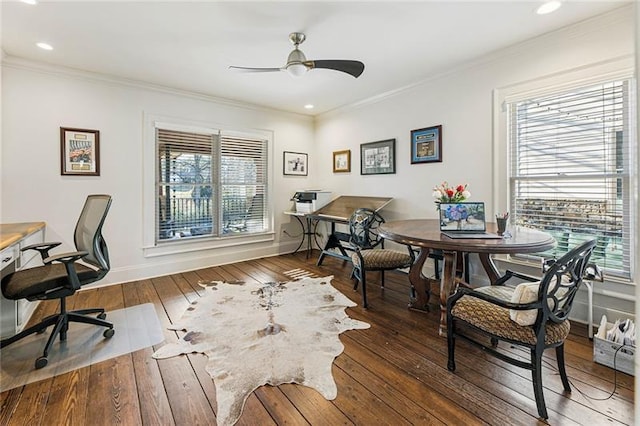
[
  {"left": 291, "top": 215, "right": 306, "bottom": 254},
  {"left": 291, "top": 215, "right": 318, "bottom": 259},
  {"left": 317, "top": 222, "right": 350, "bottom": 266}
]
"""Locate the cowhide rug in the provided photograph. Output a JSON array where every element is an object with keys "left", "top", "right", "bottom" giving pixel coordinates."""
[{"left": 152, "top": 275, "right": 370, "bottom": 426}]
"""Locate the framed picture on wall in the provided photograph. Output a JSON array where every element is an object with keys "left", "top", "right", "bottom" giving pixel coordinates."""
[
  {"left": 283, "top": 151, "right": 308, "bottom": 176},
  {"left": 360, "top": 139, "right": 396, "bottom": 175},
  {"left": 333, "top": 149, "right": 351, "bottom": 173},
  {"left": 60, "top": 127, "right": 100, "bottom": 176},
  {"left": 411, "top": 125, "right": 442, "bottom": 164}
]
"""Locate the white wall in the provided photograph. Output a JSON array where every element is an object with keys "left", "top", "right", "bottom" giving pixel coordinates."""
[
  {"left": 1, "top": 60, "right": 315, "bottom": 285},
  {"left": 314, "top": 7, "right": 636, "bottom": 324}
]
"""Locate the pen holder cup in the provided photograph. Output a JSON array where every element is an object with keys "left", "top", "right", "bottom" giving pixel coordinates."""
[{"left": 496, "top": 218, "right": 508, "bottom": 235}]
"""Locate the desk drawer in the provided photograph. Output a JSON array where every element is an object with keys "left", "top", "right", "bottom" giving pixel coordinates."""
[{"left": 1, "top": 245, "right": 18, "bottom": 278}]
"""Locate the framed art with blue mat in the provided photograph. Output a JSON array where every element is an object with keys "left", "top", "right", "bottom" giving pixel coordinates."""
[{"left": 411, "top": 125, "right": 442, "bottom": 164}]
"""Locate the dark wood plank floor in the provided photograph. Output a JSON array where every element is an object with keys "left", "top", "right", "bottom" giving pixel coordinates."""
[{"left": 0, "top": 251, "right": 634, "bottom": 425}]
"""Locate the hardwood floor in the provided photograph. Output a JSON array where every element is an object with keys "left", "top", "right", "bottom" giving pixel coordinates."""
[{"left": 0, "top": 251, "right": 634, "bottom": 425}]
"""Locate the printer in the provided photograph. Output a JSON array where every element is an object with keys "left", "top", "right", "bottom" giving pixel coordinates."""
[{"left": 291, "top": 190, "right": 332, "bottom": 214}]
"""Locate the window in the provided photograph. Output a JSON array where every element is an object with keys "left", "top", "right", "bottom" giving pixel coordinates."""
[
  {"left": 156, "top": 125, "right": 269, "bottom": 243},
  {"left": 507, "top": 79, "right": 635, "bottom": 278}
]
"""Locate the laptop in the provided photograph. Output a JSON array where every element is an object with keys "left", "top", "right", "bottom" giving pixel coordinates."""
[{"left": 439, "top": 202, "right": 502, "bottom": 239}]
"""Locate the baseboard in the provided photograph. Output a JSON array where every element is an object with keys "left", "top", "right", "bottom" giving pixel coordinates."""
[{"left": 85, "top": 241, "right": 302, "bottom": 290}]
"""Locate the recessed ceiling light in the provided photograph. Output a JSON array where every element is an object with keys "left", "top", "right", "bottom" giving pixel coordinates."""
[
  {"left": 36, "top": 42, "right": 53, "bottom": 51},
  {"left": 536, "top": 0, "right": 562, "bottom": 15},
  {"left": 304, "top": 104, "right": 314, "bottom": 110},
  {"left": 21, "top": 0, "right": 38, "bottom": 4}
]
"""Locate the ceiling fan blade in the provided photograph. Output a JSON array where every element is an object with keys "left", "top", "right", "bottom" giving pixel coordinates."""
[
  {"left": 307, "top": 60, "right": 365, "bottom": 78},
  {"left": 229, "top": 66, "right": 283, "bottom": 73}
]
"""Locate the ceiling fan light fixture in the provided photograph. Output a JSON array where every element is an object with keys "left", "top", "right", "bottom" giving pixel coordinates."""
[
  {"left": 229, "top": 32, "right": 365, "bottom": 79},
  {"left": 287, "top": 63, "right": 308, "bottom": 77}
]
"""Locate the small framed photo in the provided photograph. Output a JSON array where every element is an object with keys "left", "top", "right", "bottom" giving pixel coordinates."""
[
  {"left": 361, "top": 139, "right": 396, "bottom": 175},
  {"left": 333, "top": 149, "right": 351, "bottom": 173},
  {"left": 60, "top": 127, "right": 100, "bottom": 176},
  {"left": 411, "top": 125, "right": 442, "bottom": 164},
  {"left": 283, "top": 151, "right": 308, "bottom": 176}
]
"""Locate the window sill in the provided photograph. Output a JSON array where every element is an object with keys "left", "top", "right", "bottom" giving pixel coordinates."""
[{"left": 143, "top": 232, "right": 275, "bottom": 258}]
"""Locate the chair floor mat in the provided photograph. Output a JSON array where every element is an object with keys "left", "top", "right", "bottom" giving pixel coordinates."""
[{"left": 0, "top": 303, "right": 164, "bottom": 393}]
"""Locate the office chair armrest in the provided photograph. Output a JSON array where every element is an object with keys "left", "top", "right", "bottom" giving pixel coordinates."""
[
  {"left": 43, "top": 250, "right": 89, "bottom": 291},
  {"left": 21, "top": 241, "right": 62, "bottom": 261},
  {"left": 43, "top": 250, "right": 89, "bottom": 265}
]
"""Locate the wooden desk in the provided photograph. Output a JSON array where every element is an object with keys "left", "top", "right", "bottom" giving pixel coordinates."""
[
  {"left": 378, "top": 219, "right": 555, "bottom": 336},
  {"left": 0, "top": 222, "right": 46, "bottom": 251}
]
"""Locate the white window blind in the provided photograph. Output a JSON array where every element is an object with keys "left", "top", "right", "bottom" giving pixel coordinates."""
[
  {"left": 156, "top": 127, "right": 268, "bottom": 243},
  {"left": 508, "top": 79, "right": 635, "bottom": 278},
  {"left": 220, "top": 135, "right": 268, "bottom": 234}
]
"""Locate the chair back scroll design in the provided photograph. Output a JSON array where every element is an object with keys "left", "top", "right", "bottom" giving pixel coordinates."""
[
  {"left": 349, "top": 208, "right": 385, "bottom": 250},
  {"left": 537, "top": 240, "right": 596, "bottom": 327}
]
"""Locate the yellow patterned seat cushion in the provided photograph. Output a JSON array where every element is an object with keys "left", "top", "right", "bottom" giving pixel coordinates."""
[
  {"left": 451, "top": 287, "right": 570, "bottom": 346},
  {"left": 351, "top": 249, "right": 412, "bottom": 270}
]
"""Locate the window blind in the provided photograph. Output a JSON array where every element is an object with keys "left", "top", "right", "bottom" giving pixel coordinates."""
[
  {"left": 508, "top": 79, "right": 634, "bottom": 278},
  {"left": 155, "top": 127, "right": 268, "bottom": 243},
  {"left": 219, "top": 135, "right": 268, "bottom": 234}
]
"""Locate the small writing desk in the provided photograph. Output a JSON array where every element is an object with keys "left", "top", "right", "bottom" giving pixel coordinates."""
[
  {"left": 309, "top": 196, "right": 392, "bottom": 265},
  {"left": 378, "top": 219, "right": 555, "bottom": 336}
]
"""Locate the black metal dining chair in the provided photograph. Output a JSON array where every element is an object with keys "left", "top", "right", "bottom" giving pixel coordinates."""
[{"left": 446, "top": 239, "right": 596, "bottom": 419}]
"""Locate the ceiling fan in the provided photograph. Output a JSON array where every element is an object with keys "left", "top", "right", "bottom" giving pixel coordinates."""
[{"left": 229, "top": 32, "right": 365, "bottom": 78}]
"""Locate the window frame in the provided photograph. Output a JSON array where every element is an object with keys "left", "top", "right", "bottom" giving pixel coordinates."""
[
  {"left": 142, "top": 114, "right": 274, "bottom": 257},
  {"left": 492, "top": 57, "right": 636, "bottom": 283}
]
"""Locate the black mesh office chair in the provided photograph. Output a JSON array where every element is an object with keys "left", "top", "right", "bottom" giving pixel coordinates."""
[{"left": 0, "top": 194, "right": 114, "bottom": 369}]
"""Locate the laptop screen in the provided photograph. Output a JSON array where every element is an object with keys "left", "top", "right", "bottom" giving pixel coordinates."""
[{"left": 439, "top": 202, "right": 487, "bottom": 232}]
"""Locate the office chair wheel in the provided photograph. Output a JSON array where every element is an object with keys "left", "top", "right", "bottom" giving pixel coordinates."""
[
  {"left": 103, "top": 328, "right": 115, "bottom": 338},
  {"left": 35, "top": 356, "right": 48, "bottom": 369},
  {"left": 97, "top": 312, "right": 107, "bottom": 320}
]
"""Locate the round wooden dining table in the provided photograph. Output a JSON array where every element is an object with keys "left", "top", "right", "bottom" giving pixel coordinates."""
[{"left": 378, "top": 219, "right": 556, "bottom": 336}]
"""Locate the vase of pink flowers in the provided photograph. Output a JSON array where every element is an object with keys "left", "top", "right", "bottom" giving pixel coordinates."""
[{"left": 432, "top": 182, "right": 470, "bottom": 210}]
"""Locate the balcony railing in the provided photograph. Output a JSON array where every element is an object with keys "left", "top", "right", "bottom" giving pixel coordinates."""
[{"left": 158, "top": 196, "right": 252, "bottom": 240}]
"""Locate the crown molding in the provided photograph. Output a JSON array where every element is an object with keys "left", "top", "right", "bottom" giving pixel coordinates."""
[
  {"left": 317, "top": 4, "right": 634, "bottom": 121},
  {"left": 1, "top": 55, "right": 312, "bottom": 122}
]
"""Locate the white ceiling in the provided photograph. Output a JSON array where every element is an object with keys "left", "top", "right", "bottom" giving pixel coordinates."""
[{"left": 1, "top": 1, "right": 629, "bottom": 116}]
